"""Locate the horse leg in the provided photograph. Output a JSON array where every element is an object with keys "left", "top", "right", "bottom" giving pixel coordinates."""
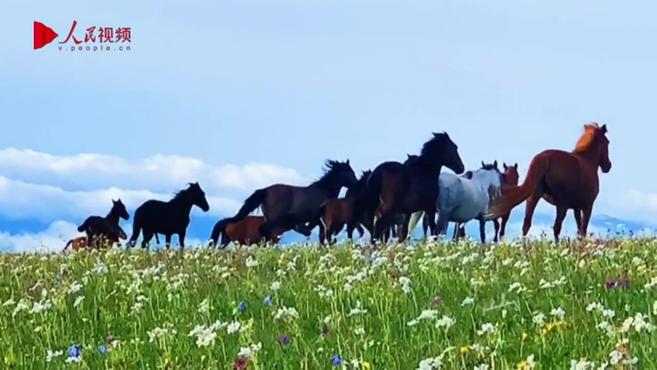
[
  {"left": 141, "top": 231, "right": 154, "bottom": 250},
  {"left": 424, "top": 210, "right": 437, "bottom": 238},
  {"left": 522, "top": 192, "right": 542, "bottom": 237},
  {"left": 164, "top": 234, "right": 172, "bottom": 249},
  {"left": 573, "top": 208, "right": 582, "bottom": 235},
  {"left": 479, "top": 218, "right": 486, "bottom": 244},
  {"left": 436, "top": 210, "right": 450, "bottom": 237},
  {"left": 178, "top": 231, "right": 186, "bottom": 250},
  {"left": 579, "top": 205, "right": 593, "bottom": 238},
  {"left": 493, "top": 218, "right": 500, "bottom": 242},
  {"left": 499, "top": 213, "right": 510, "bottom": 241},
  {"left": 553, "top": 205, "right": 568, "bottom": 243}
]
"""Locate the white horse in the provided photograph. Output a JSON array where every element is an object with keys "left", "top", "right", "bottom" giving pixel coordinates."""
[{"left": 409, "top": 161, "right": 503, "bottom": 243}]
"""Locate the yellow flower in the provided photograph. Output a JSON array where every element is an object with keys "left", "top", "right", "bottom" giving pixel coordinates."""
[
  {"left": 522, "top": 332, "right": 528, "bottom": 341},
  {"left": 460, "top": 346, "right": 470, "bottom": 355},
  {"left": 362, "top": 361, "right": 372, "bottom": 370}
]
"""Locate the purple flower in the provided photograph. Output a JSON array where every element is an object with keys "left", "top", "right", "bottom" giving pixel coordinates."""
[
  {"left": 68, "top": 344, "right": 81, "bottom": 359},
  {"left": 233, "top": 356, "right": 249, "bottom": 370},
  {"left": 98, "top": 344, "right": 107, "bottom": 354},
  {"left": 263, "top": 295, "right": 272, "bottom": 305},
  {"left": 332, "top": 354, "right": 343, "bottom": 366},
  {"left": 606, "top": 279, "right": 617, "bottom": 289},
  {"left": 278, "top": 335, "right": 290, "bottom": 346},
  {"left": 238, "top": 301, "right": 247, "bottom": 312}
]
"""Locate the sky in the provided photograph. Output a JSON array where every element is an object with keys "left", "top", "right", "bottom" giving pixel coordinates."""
[{"left": 1, "top": 0, "right": 657, "bottom": 251}]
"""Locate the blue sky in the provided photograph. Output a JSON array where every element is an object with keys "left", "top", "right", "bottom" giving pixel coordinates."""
[{"left": 1, "top": 1, "right": 656, "bottom": 251}]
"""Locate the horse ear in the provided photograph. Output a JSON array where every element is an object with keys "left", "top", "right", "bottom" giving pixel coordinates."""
[
  {"left": 503, "top": 162, "right": 508, "bottom": 170},
  {"left": 493, "top": 160, "right": 498, "bottom": 168},
  {"left": 514, "top": 163, "right": 518, "bottom": 169},
  {"left": 601, "top": 124, "right": 607, "bottom": 133},
  {"left": 346, "top": 159, "right": 350, "bottom": 165},
  {"left": 481, "top": 161, "right": 485, "bottom": 168}
]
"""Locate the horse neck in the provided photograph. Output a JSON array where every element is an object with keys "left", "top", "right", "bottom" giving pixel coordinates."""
[
  {"left": 574, "top": 143, "right": 603, "bottom": 169},
  {"left": 409, "top": 156, "right": 442, "bottom": 180},
  {"left": 105, "top": 210, "right": 120, "bottom": 225},
  {"left": 170, "top": 195, "right": 195, "bottom": 216},
  {"left": 312, "top": 175, "right": 344, "bottom": 197}
]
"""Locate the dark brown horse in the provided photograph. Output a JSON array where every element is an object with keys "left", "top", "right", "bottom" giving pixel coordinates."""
[
  {"left": 220, "top": 160, "right": 358, "bottom": 240},
  {"left": 209, "top": 216, "right": 302, "bottom": 247},
  {"left": 64, "top": 227, "right": 127, "bottom": 252},
  {"left": 77, "top": 199, "right": 129, "bottom": 248},
  {"left": 362, "top": 133, "right": 465, "bottom": 242},
  {"left": 318, "top": 170, "right": 371, "bottom": 244},
  {"left": 490, "top": 123, "right": 611, "bottom": 241}
]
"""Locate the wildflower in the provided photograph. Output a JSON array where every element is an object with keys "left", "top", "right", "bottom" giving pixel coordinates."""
[
  {"left": 532, "top": 312, "right": 546, "bottom": 326},
  {"left": 245, "top": 256, "right": 259, "bottom": 268},
  {"left": 332, "top": 354, "right": 343, "bottom": 366},
  {"left": 475, "top": 364, "right": 490, "bottom": 370},
  {"left": 435, "top": 315, "right": 456, "bottom": 329},
  {"left": 263, "top": 295, "right": 273, "bottom": 305},
  {"left": 98, "top": 345, "right": 107, "bottom": 355},
  {"left": 106, "top": 335, "right": 120, "bottom": 348},
  {"left": 238, "top": 301, "right": 247, "bottom": 312},
  {"left": 354, "top": 327, "right": 365, "bottom": 336},
  {"left": 274, "top": 306, "right": 299, "bottom": 321},
  {"left": 432, "top": 296, "right": 443, "bottom": 306},
  {"left": 516, "top": 354, "right": 536, "bottom": 370},
  {"left": 462, "top": 297, "right": 475, "bottom": 306},
  {"left": 46, "top": 350, "right": 63, "bottom": 363},
  {"left": 30, "top": 299, "right": 52, "bottom": 314},
  {"left": 66, "top": 344, "right": 82, "bottom": 362},
  {"left": 570, "top": 358, "right": 595, "bottom": 370},
  {"left": 73, "top": 296, "right": 84, "bottom": 308},
  {"left": 477, "top": 323, "right": 496, "bottom": 336},
  {"left": 227, "top": 321, "right": 241, "bottom": 334},
  {"left": 271, "top": 281, "right": 281, "bottom": 291},
  {"left": 198, "top": 299, "right": 210, "bottom": 314},
  {"left": 522, "top": 332, "right": 528, "bottom": 341},
  {"left": 399, "top": 276, "right": 412, "bottom": 294},
  {"left": 67, "top": 281, "right": 83, "bottom": 295},
  {"left": 460, "top": 346, "right": 470, "bottom": 355},
  {"left": 278, "top": 335, "right": 290, "bottom": 346},
  {"left": 233, "top": 356, "right": 249, "bottom": 370},
  {"left": 550, "top": 307, "right": 566, "bottom": 320}
]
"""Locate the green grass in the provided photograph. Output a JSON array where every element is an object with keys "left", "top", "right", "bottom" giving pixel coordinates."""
[{"left": 1, "top": 238, "right": 657, "bottom": 369}]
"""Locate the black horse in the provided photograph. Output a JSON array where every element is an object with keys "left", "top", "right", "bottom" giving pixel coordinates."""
[
  {"left": 217, "top": 160, "right": 358, "bottom": 241},
  {"left": 77, "top": 199, "right": 129, "bottom": 248},
  {"left": 128, "top": 182, "right": 210, "bottom": 249},
  {"left": 361, "top": 132, "right": 465, "bottom": 242}
]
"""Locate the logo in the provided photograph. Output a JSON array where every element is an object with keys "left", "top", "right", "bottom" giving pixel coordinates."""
[{"left": 33, "top": 20, "right": 132, "bottom": 52}]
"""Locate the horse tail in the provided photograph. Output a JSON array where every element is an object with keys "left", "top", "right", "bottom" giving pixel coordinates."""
[
  {"left": 231, "top": 189, "right": 267, "bottom": 222},
  {"left": 210, "top": 218, "right": 232, "bottom": 246},
  {"left": 490, "top": 155, "right": 550, "bottom": 217},
  {"left": 77, "top": 219, "right": 90, "bottom": 233}
]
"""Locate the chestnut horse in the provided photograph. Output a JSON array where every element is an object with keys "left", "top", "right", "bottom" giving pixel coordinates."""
[
  {"left": 209, "top": 215, "right": 310, "bottom": 247},
  {"left": 318, "top": 170, "right": 371, "bottom": 244},
  {"left": 64, "top": 227, "right": 127, "bottom": 252},
  {"left": 361, "top": 133, "right": 465, "bottom": 242},
  {"left": 490, "top": 123, "right": 611, "bottom": 241},
  {"left": 491, "top": 162, "right": 519, "bottom": 242}
]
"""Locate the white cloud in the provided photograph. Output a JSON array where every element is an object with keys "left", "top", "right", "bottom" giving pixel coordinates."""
[
  {"left": 604, "top": 189, "right": 657, "bottom": 224},
  {"left": 0, "top": 220, "right": 78, "bottom": 253},
  {"left": 0, "top": 176, "right": 241, "bottom": 222},
  {"left": 0, "top": 148, "right": 306, "bottom": 193}
]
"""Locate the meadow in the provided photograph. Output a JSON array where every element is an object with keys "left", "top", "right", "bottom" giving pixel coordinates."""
[{"left": 1, "top": 238, "right": 656, "bottom": 369}]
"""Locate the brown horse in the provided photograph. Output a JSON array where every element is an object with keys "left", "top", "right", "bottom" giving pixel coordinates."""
[
  {"left": 210, "top": 216, "right": 305, "bottom": 247},
  {"left": 64, "top": 227, "right": 127, "bottom": 252},
  {"left": 491, "top": 162, "right": 519, "bottom": 242},
  {"left": 490, "top": 123, "right": 611, "bottom": 241},
  {"left": 318, "top": 170, "right": 371, "bottom": 244}
]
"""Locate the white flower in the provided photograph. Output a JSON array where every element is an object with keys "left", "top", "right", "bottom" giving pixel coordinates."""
[
  {"left": 570, "top": 358, "right": 595, "bottom": 370},
  {"left": 30, "top": 299, "right": 52, "bottom": 314},
  {"left": 73, "top": 296, "right": 85, "bottom": 308},
  {"left": 508, "top": 282, "right": 524, "bottom": 293},
  {"left": 474, "top": 364, "right": 490, "bottom": 370},
  {"left": 227, "top": 321, "right": 241, "bottom": 334},
  {"left": 65, "top": 356, "right": 81, "bottom": 364},
  {"left": 12, "top": 299, "right": 29, "bottom": 317},
  {"left": 435, "top": 315, "right": 456, "bottom": 329},
  {"left": 68, "top": 281, "right": 83, "bottom": 295},
  {"left": 461, "top": 297, "right": 475, "bottom": 306},
  {"left": 608, "top": 350, "right": 623, "bottom": 365},
  {"left": 245, "top": 256, "right": 259, "bottom": 268},
  {"left": 3, "top": 298, "right": 15, "bottom": 307},
  {"left": 602, "top": 309, "right": 615, "bottom": 319},
  {"left": 532, "top": 312, "right": 546, "bottom": 326},
  {"left": 348, "top": 301, "right": 368, "bottom": 316},
  {"left": 195, "top": 327, "right": 217, "bottom": 347},
  {"left": 197, "top": 299, "right": 210, "bottom": 314},
  {"left": 399, "top": 276, "right": 412, "bottom": 294},
  {"left": 418, "top": 357, "right": 442, "bottom": 370},
  {"left": 586, "top": 302, "right": 604, "bottom": 312},
  {"left": 237, "top": 342, "right": 262, "bottom": 358},
  {"left": 354, "top": 327, "right": 365, "bottom": 336},
  {"left": 271, "top": 281, "right": 281, "bottom": 291},
  {"left": 418, "top": 309, "right": 438, "bottom": 321},
  {"left": 274, "top": 306, "right": 299, "bottom": 321},
  {"left": 597, "top": 321, "right": 615, "bottom": 337},
  {"left": 46, "top": 349, "right": 63, "bottom": 363},
  {"left": 476, "top": 323, "right": 496, "bottom": 336},
  {"left": 550, "top": 307, "right": 566, "bottom": 320}
]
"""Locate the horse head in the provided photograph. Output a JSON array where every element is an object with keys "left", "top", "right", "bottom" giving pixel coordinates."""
[
  {"left": 576, "top": 123, "right": 611, "bottom": 173},
  {"left": 324, "top": 159, "right": 358, "bottom": 188},
  {"left": 420, "top": 132, "right": 465, "bottom": 174},
  {"left": 111, "top": 199, "right": 130, "bottom": 220},
  {"left": 188, "top": 182, "right": 210, "bottom": 212},
  {"left": 502, "top": 162, "right": 519, "bottom": 186}
]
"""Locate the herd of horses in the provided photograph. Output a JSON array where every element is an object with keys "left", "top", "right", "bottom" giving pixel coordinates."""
[{"left": 65, "top": 123, "right": 611, "bottom": 251}]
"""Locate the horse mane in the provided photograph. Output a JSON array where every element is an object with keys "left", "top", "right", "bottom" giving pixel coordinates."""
[
  {"left": 312, "top": 160, "right": 347, "bottom": 185},
  {"left": 574, "top": 122, "right": 601, "bottom": 153},
  {"left": 420, "top": 133, "right": 447, "bottom": 158},
  {"left": 172, "top": 186, "right": 193, "bottom": 201}
]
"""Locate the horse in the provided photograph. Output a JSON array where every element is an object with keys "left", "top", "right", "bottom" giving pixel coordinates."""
[
  {"left": 77, "top": 199, "right": 129, "bottom": 248},
  {"left": 489, "top": 123, "right": 611, "bottom": 242},
  {"left": 409, "top": 161, "right": 503, "bottom": 243},
  {"left": 491, "top": 162, "right": 519, "bottom": 241},
  {"left": 218, "top": 160, "right": 358, "bottom": 241},
  {"left": 64, "top": 227, "right": 127, "bottom": 252},
  {"left": 361, "top": 133, "right": 465, "bottom": 243},
  {"left": 318, "top": 170, "right": 371, "bottom": 244},
  {"left": 128, "top": 182, "right": 210, "bottom": 249},
  {"left": 209, "top": 216, "right": 309, "bottom": 247}
]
